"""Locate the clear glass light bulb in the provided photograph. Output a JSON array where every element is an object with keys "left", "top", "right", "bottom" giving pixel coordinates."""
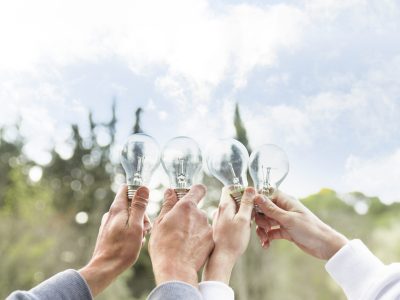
[
  {"left": 161, "top": 136, "right": 202, "bottom": 200},
  {"left": 249, "top": 144, "right": 289, "bottom": 198},
  {"left": 206, "top": 138, "right": 249, "bottom": 206},
  {"left": 120, "top": 133, "right": 161, "bottom": 200}
]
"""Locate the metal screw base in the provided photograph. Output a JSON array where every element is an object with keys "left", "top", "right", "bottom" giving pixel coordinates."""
[
  {"left": 175, "top": 188, "right": 190, "bottom": 201},
  {"left": 127, "top": 185, "right": 140, "bottom": 203},
  {"left": 230, "top": 188, "right": 244, "bottom": 210}
]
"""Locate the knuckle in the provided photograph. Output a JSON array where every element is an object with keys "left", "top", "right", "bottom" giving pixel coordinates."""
[
  {"left": 130, "top": 222, "right": 143, "bottom": 235},
  {"left": 282, "top": 213, "right": 294, "bottom": 226},
  {"left": 241, "top": 197, "right": 254, "bottom": 207},
  {"left": 131, "top": 199, "right": 147, "bottom": 211},
  {"left": 199, "top": 209, "right": 208, "bottom": 220},
  {"left": 179, "top": 200, "right": 195, "bottom": 212},
  {"left": 219, "top": 202, "right": 229, "bottom": 211},
  {"left": 161, "top": 201, "right": 174, "bottom": 212},
  {"left": 108, "top": 205, "right": 118, "bottom": 215},
  {"left": 236, "top": 214, "right": 248, "bottom": 224},
  {"left": 134, "top": 195, "right": 149, "bottom": 204},
  {"left": 266, "top": 201, "right": 276, "bottom": 211}
]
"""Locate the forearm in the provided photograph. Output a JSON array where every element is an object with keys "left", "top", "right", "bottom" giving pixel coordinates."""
[
  {"left": 320, "top": 223, "right": 349, "bottom": 260},
  {"left": 203, "top": 252, "right": 236, "bottom": 284},
  {"left": 79, "top": 258, "right": 119, "bottom": 297}
]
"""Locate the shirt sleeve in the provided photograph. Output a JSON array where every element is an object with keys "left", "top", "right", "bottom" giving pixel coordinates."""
[
  {"left": 199, "top": 281, "right": 235, "bottom": 300},
  {"left": 147, "top": 281, "right": 202, "bottom": 300},
  {"left": 6, "top": 269, "right": 92, "bottom": 300},
  {"left": 325, "top": 239, "right": 400, "bottom": 300}
]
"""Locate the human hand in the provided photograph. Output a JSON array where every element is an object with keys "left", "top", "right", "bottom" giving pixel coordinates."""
[
  {"left": 79, "top": 185, "right": 151, "bottom": 296},
  {"left": 254, "top": 190, "right": 348, "bottom": 260},
  {"left": 149, "top": 185, "right": 214, "bottom": 287},
  {"left": 203, "top": 186, "right": 255, "bottom": 284}
]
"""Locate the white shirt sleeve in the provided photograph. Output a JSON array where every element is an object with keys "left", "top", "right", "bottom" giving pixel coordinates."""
[
  {"left": 325, "top": 239, "right": 400, "bottom": 300},
  {"left": 199, "top": 281, "right": 234, "bottom": 300}
]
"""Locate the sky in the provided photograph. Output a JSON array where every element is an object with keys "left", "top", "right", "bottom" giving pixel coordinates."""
[{"left": 0, "top": 0, "right": 400, "bottom": 204}]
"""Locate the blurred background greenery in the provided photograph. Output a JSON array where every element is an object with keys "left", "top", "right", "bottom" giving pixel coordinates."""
[{"left": 1, "top": 102, "right": 399, "bottom": 300}]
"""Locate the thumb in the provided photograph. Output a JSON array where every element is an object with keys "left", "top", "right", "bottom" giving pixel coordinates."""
[
  {"left": 130, "top": 186, "right": 150, "bottom": 225},
  {"left": 235, "top": 187, "right": 255, "bottom": 222},
  {"left": 254, "top": 195, "right": 288, "bottom": 225},
  {"left": 158, "top": 189, "right": 178, "bottom": 219}
]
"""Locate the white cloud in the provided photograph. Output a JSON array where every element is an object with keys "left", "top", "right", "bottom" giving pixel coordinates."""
[
  {"left": 343, "top": 150, "right": 400, "bottom": 204},
  {"left": 244, "top": 104, "right": 311, "bottom": 148},
  {"left": 305, "top": 55, "right": 400, "bottom": 146},
  {"left": 0, "top": 0, "right": 307, "bottom": 104}
]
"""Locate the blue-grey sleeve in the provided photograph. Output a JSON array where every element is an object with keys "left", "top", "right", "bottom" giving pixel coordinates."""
[
  {"left": 147, "top": 281, "right": 202, "bottom": 300},
  {"left": 6, "top": 269, "right": 93, "bottom": 300}
]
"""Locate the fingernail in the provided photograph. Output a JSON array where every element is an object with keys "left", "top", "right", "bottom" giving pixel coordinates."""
[
  {"left": 137, "top": 187, "right": 149, "bottom": 198},
  {"left": 245, "top": 187, "right": 255, "bottom": 196},
  {"left": 165, "top": 189, "right": 172, "bottom": 196}
]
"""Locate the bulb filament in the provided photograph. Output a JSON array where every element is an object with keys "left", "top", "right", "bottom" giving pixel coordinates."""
[
  {"left": 229, "top": 163, "right": 241, "bottom": 188},
  {"left": 176, "top": 158, "right": 187, "bottom": 188},
  {"left": 133, "top": 156, "right": 145, "bottom": 186},
  {"left": 261, "top": 165, "right": 274, "bottom": 196}
]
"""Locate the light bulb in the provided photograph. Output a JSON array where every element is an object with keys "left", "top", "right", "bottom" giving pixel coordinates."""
[
  {"left": 161, "top": 136, "right": 202, "bottom": 200},
  {"left": 206, "top": 138, "right": 249, "bottom": 206},
  {"left": 120, "top": 133, "right": 161, "bottom": 200},
  {"left": 249, "top": 144, "right": 289, "bottom": 198}
]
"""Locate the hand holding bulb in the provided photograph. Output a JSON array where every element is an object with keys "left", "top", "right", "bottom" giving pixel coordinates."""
[
  {"left": 120, "top": 133, "right": 161, "bottom": 200},
  {"left": 161, "top": 136, "right": 202, "bottom": 200},
  {"left": 249, "top": 144, "right": 289, "bottom": 213},
  {"left": 206, "top": 138, "right": 249, "bottom": 208}
]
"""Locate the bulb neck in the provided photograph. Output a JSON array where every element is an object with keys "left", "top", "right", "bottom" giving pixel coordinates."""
[
  {"left": 229, "top": 187, "right": 244, "bottom": 210},
  {"left": 127, "top": 184, "right": 140, "bottom": 202},
  {"left": 254, "top": 187, "right": 276, "bottom": 214},
  {"left": 260, "top": 186, "right": 275, "bottom": 197},
  {"left": 174, "top": 188, "right": 190, "bottom": 201}
]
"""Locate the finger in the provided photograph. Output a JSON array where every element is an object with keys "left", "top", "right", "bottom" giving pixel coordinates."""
[
  {"left": 268, "top": 228, "right": 292, "bottom": 242},
  {"left": 270, "top": 190, "right": 302, "bottom": 211},
  {"left": 210, "top": 208, "right": 219, "bottom": 230},
  {"left": 99, "top": 212, "right": 109, "bottom": 232},
  {"left": 109, "top": 184, "right": 129, "bottom": 212},
  {"left": 254, "top": 213, "right": 271, "bottom": 230},
  {"left": 143, "top": 214, "right": 152, "bottom": 234},
  {"left": 158, "top": 188, "right": 178, "bottom": 219},
  {"left": 256, "top": 226, "right": 268, "bottom": 244},
  {"left": 236, "top": 187, "right": 255, "bottom": 221},
  {"left": 262, "top": 239, "right": 270, "bottom": 249},
  {"left": 180, "top": 184, "right": 207, "bottom": 205},
  {"left": 254, "top": 195, "right": 289, "bottom": 225},
  {"left": 218, "top": 186, "right": 236, "bottom": 219},
  {"left": 129, "top": 186, "right": 150, "bottom": 225}
]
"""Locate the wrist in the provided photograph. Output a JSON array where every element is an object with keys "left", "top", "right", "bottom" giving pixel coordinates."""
[
  {"left": 322, "top": 227, "right": 348, "bottom": 260},
  {"left": 154, "top": 263, "right": 198, "bottom": 287},
  {"left": 203, "top": 250, "right": 236, "bottom": 284},
  {"left": 79, "top": 258, "right": 116, "bottom": 297}
]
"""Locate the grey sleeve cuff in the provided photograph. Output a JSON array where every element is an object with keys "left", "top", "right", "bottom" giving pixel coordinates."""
[
  {"left": 147, "top": 281, "right": 202, "bottom": 300},
  {"left": 7, "top": 269, "right": 93, "bottom": 300}
]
